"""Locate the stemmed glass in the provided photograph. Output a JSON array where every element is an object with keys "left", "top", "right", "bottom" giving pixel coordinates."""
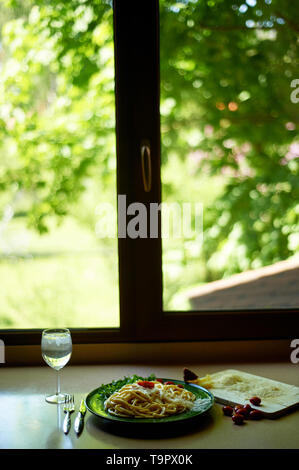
[{"left": 41, "top": 328, "right": 72, "bottom": 404}]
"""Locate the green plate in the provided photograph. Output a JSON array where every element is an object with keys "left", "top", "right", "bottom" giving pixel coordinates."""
[{"left": 85, "top": 378, "right": 214, "bottom": 424}]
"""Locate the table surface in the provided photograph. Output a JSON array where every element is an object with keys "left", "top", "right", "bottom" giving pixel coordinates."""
[{"left": 1, "top": 362, "right": 298, "bottom": 449}]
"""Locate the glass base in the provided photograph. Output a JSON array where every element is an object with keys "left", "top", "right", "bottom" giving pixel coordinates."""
[{"left": 45, "top": 393, "right": 68, "bottom": 404}]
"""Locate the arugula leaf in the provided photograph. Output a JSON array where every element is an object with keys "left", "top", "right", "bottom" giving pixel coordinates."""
[{"left": 96, "top": 374, "right": 156, "bottom": 402}]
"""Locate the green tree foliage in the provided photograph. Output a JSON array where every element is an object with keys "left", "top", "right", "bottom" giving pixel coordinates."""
[
  {"left": 0, "top": 0, "right": 114, "bottom": 232},
  {"left": 160, "top": 0, "right": 299, "bottom": 283},
  {"left": 0, "top": 0, "right": 298, "bottom": 287}
]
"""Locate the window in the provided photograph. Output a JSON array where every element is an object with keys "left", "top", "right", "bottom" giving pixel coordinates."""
[
  {"left": 1, "top": 0, "right": 298, "bottom": 346},
  {"left": 0, "top": 0, "right": 119, "bottom": 331},
  {"left": 160, "top": 0, "right": 299, "bottom": 315}
]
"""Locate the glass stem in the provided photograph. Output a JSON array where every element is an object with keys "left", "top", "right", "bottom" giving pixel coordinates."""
[{"left": 56, "top": 370, "right": 60, "bottom": 396}]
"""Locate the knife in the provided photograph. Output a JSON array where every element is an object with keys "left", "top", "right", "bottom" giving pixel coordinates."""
[{"left": 74, "top": 399, "right": 87, "bottom": 435}]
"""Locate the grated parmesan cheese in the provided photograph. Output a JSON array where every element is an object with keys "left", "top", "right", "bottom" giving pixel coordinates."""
[{"left": 206, "top": 370, "right": 298, "bottom": 403}]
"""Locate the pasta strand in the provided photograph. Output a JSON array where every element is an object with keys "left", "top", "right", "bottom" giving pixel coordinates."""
[{"left": 104, "top": 381, "right": 196, "bottom": 418}]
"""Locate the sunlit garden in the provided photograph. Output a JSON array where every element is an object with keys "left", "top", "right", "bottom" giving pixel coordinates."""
[{"left": 0, "top": 0, "right": 298, "bottom": 326}]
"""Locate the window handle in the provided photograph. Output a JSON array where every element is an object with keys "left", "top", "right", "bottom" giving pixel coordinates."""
[{"left": 141, "top": 141, "right": 152, "bottom": 192}]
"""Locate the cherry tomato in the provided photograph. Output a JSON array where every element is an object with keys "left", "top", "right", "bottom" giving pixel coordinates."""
[
  {"left": 249, "top": 409, "right": 263, "bottom": 420},
  {"left": 250, "top": 396, "right": 261, "bottom": 406},
  {"left": 165, "top": 381, "right": 175, "bottom": 385},
  {"left": 232, "top": 414, "right": 244, "bottom": 425},
  {"left": 243, "top": 404, "right": 252, "bottom": 413},
  {"left": 223, "top": 406, "right": 233, "bottom": 416},
  {"left": 137, "top": 381, "right": 155, "bottom": 389},
  {"left": 235, "top": 408, "right": 248, "bottom": 418},
  {"left": 234, "top": 405, "right": 243, "bottom": 413}
]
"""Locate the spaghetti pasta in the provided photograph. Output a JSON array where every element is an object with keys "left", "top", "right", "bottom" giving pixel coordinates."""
[{"left": 104, "top": 380, "right": 197, "bottom": 418}]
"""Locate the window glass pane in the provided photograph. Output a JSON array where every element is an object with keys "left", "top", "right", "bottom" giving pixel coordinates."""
[
  {"left": 160, "top": 0, "right": 299, "bottom": 311},
  {"left": 0, "top": 0, "right": 119, "bottom": 328}
]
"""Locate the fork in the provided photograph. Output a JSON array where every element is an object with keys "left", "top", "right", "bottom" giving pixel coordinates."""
[{"left": 63, "top": 394, "right": 75, "bottom": 435}]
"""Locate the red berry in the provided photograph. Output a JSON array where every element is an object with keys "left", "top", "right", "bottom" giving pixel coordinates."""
[
  {"left": 223, "top": 406, "right": 233, "bottom": 416},
  {"left": 232, "top": 414, "right": 244, "bottom": 425},
  {"left": 249, "top": 396, "right": 261, "bottom": 406},
  {"left": 249, "top": 409, "right": 263, "bottom": 420}
]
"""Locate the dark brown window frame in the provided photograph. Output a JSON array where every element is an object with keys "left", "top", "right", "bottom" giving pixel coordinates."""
[{"left": 1, "top": 0, "right": 298, "bottom": 347}]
